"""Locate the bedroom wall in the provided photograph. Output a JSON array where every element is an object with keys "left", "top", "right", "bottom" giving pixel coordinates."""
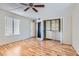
[
  {"left": 72, "top": 4, "right": 79, "bottom": 54},
  {"left": 0, "top": 9, "right": 33, "bottom": 45},
  {"left": 39, "top": 4, "right": 73, "bottom": 45}
]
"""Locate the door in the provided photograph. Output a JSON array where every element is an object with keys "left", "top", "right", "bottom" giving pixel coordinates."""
[{"left": 31, "top": 21, "right": 36, "bottom": 37}]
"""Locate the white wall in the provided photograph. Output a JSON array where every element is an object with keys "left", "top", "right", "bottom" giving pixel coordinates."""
[
  {"left": 62, "top": 14, "right": 72, "bottom": 44},
  {"left": 0, "top": 9, "right": 33, "bottom": 45},
  {"left": 72, "top": 4, "right": 79, "bottom": 54},
  {"left": 59, "top": 4, "right": 73, "bottom": 44}
]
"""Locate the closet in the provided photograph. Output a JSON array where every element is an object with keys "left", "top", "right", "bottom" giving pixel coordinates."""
[{"left": 44, "top": 19, "right": 60, "bottom": 41}]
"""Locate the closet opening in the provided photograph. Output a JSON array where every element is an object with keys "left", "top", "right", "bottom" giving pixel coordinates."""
[{"left": 43, "top": 19, "right": 61, "bottom": 42}]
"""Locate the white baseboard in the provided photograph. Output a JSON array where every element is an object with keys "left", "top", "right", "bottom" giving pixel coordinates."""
[
  {"left": 72, "top": 45, "right": 79, "bottom": 55},
  {"left": 76, "top": 50, "right": 79, "bottom": 55}
]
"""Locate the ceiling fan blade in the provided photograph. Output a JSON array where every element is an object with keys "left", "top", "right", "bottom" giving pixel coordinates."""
[
  {"left": 32, "top": 8, "right": 38, "bottom": 12},
  {"left": 20, "top": 3, "right": 28, "bottom": 6},
  {"left": 24, "top": 7, "right": 30, "bottom": 11},
  {"left": 34, "top": 5, "right": 44, "bottom": 7}
]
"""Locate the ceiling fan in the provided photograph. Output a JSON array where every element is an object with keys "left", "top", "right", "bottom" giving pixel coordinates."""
[{"left": 20, "top": 3, "right": 45, "bottom": 12}]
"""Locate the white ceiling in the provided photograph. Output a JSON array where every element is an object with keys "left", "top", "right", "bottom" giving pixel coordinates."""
[{"left": 0, "top": 3, "right": 73, "bottom": 19}]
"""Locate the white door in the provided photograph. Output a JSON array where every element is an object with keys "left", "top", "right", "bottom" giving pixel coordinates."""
[{"left": 31, "top": 21, "right": 36, "bottom": 37}]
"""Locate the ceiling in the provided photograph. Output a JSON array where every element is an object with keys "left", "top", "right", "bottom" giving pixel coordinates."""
[{"left": 0, "top": 3, "right": 73, "bottom": 19}]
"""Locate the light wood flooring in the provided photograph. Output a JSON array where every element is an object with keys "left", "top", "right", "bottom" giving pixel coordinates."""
[{"left": 0, "top": 38, "right": 78, "bottom": 56}]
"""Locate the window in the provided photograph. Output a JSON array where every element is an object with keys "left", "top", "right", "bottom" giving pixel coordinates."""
[{"left": 5, "top": 16, "right": 20, "bottom": 36}]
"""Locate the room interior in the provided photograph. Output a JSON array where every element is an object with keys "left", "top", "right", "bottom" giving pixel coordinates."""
[{"left": 0, "top": 3, "right": 79, "bottom": 56}]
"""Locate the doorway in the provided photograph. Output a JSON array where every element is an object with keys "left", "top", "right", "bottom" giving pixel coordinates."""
[{"left": 38, "top": 22, "right": 41, "bottom": 38}]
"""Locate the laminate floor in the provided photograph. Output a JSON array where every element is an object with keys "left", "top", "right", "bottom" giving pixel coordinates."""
[{"left": 0, "top": 38, "right": 78, "bottom": 56}]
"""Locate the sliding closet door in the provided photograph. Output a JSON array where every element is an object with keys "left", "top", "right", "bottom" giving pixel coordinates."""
[
  {"left": 51, "top": 20, "right": 56, "bottom": 40},
  {"left": 44, "top": 19, "right": 60, "bottom": 41},
  {"left": 45, "top": 21, "right": 53, "bottom": 39},
  {"left": 51, "top": 19, "right": 60, "bottom": 40}
]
